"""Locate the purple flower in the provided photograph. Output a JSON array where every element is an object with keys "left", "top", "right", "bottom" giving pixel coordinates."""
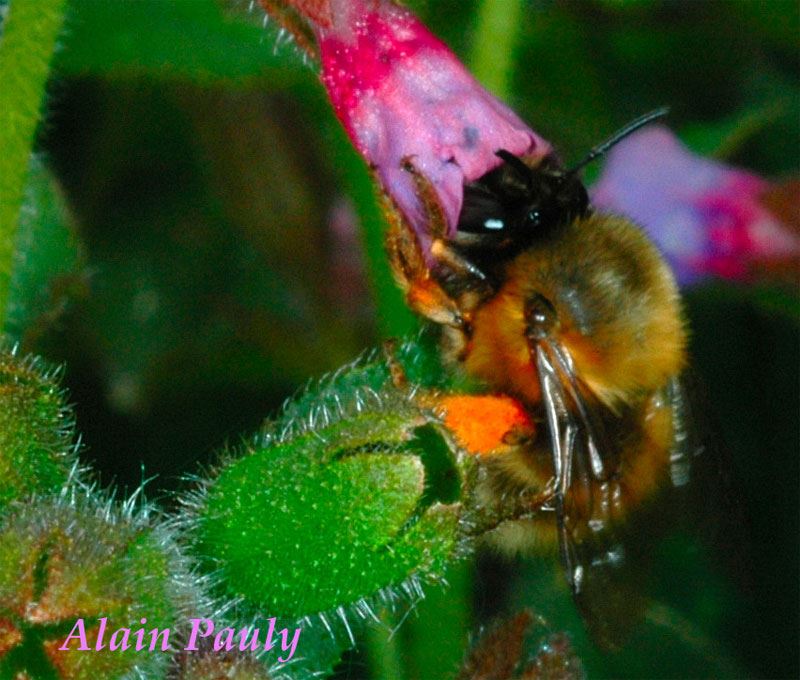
[
  {"left": 591, "top": 126, "right": 800, "bottom": 285},
  {"left": 314, "top": 0, "right": 551, "bottom": 260}
]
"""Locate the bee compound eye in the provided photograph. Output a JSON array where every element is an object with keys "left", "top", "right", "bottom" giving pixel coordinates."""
[{"left": 525, "top": 294, "right": 558, "bottom": 340}]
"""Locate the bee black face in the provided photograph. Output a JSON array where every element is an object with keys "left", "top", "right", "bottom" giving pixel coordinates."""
[
  {"left": 457, "top": 151, "right": 589, "bottom": 239},
  {"left": 456, "top": 108, "right": 671, "bottom": 244}
]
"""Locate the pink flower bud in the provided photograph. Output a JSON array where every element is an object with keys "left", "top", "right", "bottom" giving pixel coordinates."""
[
  {"left": 313, "top": 0, "right": 551, "bottom": 258},
  {"left": 591, "top": 126, "right": 800, "bottom": 285}
]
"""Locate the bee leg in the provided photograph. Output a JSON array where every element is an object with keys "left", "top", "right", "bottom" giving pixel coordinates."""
[
  {"left": 398, "top": 156, "right": 488, "bottom": 283},
  {"left": 399, "top": 156, "right": 450, "bottom": 239},
  {"left": 385, "top": 223, "right": 465, "bottom": 328},
  {"left": 380, "top": 183, "right": 464, "bottom": 328},
  {"left": 465, "top": 483, "right": 556, "bottom": 538},
  {"left": 430, "top": 238, "right": 488, "bottom": 283}
]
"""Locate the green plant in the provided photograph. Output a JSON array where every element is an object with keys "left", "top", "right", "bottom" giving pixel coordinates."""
[{"left": 0, "top": 1, "right": 797, "bottom": 678}]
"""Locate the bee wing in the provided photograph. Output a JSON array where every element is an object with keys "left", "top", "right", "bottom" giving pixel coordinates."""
[
  {"left": 665, "top": 371, "right": 751, "bottom": 588},
  {"left": 662, "top": 372, "right": 704, "bottom": 489},
  {"left": 534, "top": 340, "right": 646, "bottom": 649},
  {"left": 533, "top": 343, "right": 741, "bottom": 650}
]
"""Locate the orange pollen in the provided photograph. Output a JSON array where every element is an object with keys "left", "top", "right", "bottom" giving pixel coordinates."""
[{"left": 438, "top": 394, "right": 535, "bottom": 457}]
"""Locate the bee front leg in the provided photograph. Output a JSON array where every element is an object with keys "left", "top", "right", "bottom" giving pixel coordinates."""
[
  {"left": 381, "top": 187, "right": 465, "bottom": 328},
  {"left": 382, "top": 157, "right": 492, "bottom": 329},
  {"left": 399, "top": 156, "right": 489, "bottom": 286},
  {"left": 430, "top": 238, "right": 488, "bottom": 283}
]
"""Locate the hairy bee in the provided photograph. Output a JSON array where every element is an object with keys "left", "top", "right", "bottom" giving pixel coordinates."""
[{"left": 386, "top": 110, "right": 703, "bottom": 647}]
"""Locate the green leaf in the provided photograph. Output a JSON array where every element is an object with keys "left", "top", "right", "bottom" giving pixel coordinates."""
[
  {"left": 188, "top": 335, "right": 470, "bottom": 680},
  {"left": 0, "top": 344, "right": 76, "bottom": 512},
  {"left": 57, "top": 0, "right": 307, "bottom": 84},
  {"left": 4, "top": 156, "right": 84, "bottom": 345},
  {"left": 195, "top": 409, "right": 461, "bottom": 619},
  {"left": 680, "top": 101, "right": 787, "bottom": 159},
  {"left": 0, "top": 495, "right": 199, "bottom": 679},
  {"left": 0, "top": 0, "right": 68, "bottom": 328}
]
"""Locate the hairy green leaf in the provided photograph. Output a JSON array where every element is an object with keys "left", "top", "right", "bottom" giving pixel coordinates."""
[
  {"left": 0, "top": 345, "right": 75, "bottom": 511},
  {"left": 0, "top": 0, "right": 67, "bottom": 327},
  {"left": 0, "top": 495, "right": 199, "bottom": 679},
  {"left": 195, "top": 406, "right": 461, "bottom": 619},
  {"left": 4, "top": 157, "right": 83, "bottom": 345}
]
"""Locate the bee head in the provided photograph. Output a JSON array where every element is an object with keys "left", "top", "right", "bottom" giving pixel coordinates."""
[
  {"left": 456, "top": 107, "right": 669, "bottom": 243},
  {"left": 458, "top": 152, "right": 589, "bottom": 239}
]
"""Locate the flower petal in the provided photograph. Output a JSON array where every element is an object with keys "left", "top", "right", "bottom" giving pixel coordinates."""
[
  {"left": 591, "top": 126, "right": 800, "bottom": 285},
  {"left": 316, "top": 0, "right": 550, "bottom": 254}
]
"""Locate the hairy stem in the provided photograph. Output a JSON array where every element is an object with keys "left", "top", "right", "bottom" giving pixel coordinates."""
[{"left": 0, "top": 0, "right": 67, "bottom": 328}]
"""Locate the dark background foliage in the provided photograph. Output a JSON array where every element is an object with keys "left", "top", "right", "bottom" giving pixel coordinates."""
[{"left": 19, "top": 0, "right": 799, "bottom": 677}]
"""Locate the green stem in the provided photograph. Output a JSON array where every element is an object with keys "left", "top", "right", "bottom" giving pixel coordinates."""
[
  {"left": 0, "top": 0, "right": 67, "bottom": 328},
  {"left": 645, "top": 601, "right": 746, "bottom": 678},
  {"left": 324, "top": 116, "right": 417, "bottom": 339},
  {"left": 347, "top": 166, "right": 417, "bottom": 339},
  {"left": 363, "top": 610, "right": 406, "bottom": 680},
  {"left": 470, "top": 0, "right": 525, "bottom": 99}
]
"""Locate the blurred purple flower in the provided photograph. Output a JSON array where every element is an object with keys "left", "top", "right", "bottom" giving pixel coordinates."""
[
  {"left": 313, "top": 0, "right": 551, "bottom": 259},
  {"left": 591, "top": 126, "right": 800, "bottom": 286}
]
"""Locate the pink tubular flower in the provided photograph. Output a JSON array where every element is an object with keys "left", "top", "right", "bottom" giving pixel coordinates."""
[
  {"left": 306, "top": 0, "right": 551, "bottom": 259},
  {"left": 591, "top": 126, "right": 800, "bottom": 286}
]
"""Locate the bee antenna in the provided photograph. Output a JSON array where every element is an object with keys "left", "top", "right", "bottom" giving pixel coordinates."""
[{"left": 568, "top": 106, "right": 670, "bottom": 175}]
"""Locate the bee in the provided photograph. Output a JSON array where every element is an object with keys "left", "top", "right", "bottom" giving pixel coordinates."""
[{"left": 384, "top": 109, "right": 702, "bottom": 647}]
